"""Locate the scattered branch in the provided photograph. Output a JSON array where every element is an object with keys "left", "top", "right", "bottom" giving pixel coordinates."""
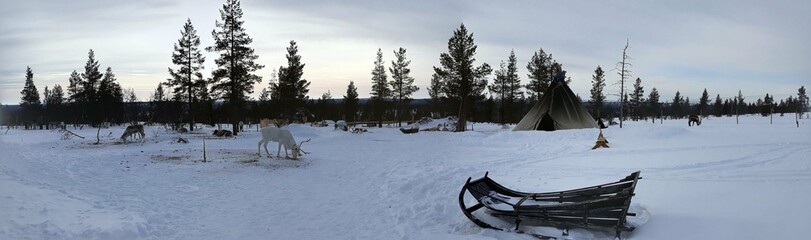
[{"left": 60, "top": 129, "right": 85, "bottom": 140}]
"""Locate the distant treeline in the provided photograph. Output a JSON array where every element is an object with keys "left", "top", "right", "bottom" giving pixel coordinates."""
[{"left": 2, "top": 92, "right": 808, "bottom": 129}]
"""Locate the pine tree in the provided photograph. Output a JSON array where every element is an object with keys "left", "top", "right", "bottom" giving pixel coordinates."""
[
  {"left": 20, "top": 66, "right": 41, "bottom": 128},
  {"left": 699, "top": 88, "right": 710, "bottom": 116},
  {"left": 166, "top": 18, "right": 205, "bottom": 131},
  {"left": 799, "top": 86, "right": 808, "bottom": 118},
  {"left": 433, "top": 23, "right": 492, "bottom": 132},
  {"left": 489, "top": 50, "right": 522, "bottom": 124},
  {"left": 275, "top": 40, "right": 310, "bottom": 120},
  {"left": 370, "top": 48, "right": 389, "bottom": 127},
  {"left": 207, "top": 0, "right": 264, "bottom": 134},
  {"left": 713, "top": 94, "right": 723, "bottom": 117},
  {"left": 488, "top": 51, "right": 524, "bottom": 124},
  {"left": 317, "top": 91, "right": 334, "bottom": 120},
  {"left": 629, "top": 77, "right": 645, "bottom": 120},
  {"left": 343, "top": 81, "right": 359, "bottom": 121},
  {"left": 525, "top": 48, "right": 553, "bottom": 101},
  {"left": 589, "top": 66, "right": 606, "bottom": 118},
  {"left": 67, "top": 71, "right": 83, "bottom": 104},
  {"left": 389, "top": 47, "right": 419, "bottom": 127},
  {"left": 647, "top": 88, "right": 660, "bottom": 119}
]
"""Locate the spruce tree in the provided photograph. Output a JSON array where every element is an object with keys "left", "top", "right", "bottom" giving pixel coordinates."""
[
  {"left": 81, "top": 49, "right": 103, "bottom": 124},
  {"left": 274, "top": 41, "right": 309, "bottom": 121},
  {"left": 123, "top": 88, "right": 138, "bottom": 123},
  {"left": 736, "top": 90, "right": 746, "bottom": 115},
  {"left": 370, "top": 48, "right": 389, "bottom": 127},
  {"left": 151, "top": 83, "right": 169, "bottom": 123},
  {"left": 629, "top": 77, "right": 644, "bottom": 120},
  {"left": 207, "top": 0, "right": 264, "bottom": 134},
  {"left": 19, "top": 66, "right": 41, "bottom": 128},
  {"left": 166, "top": 18, "right": 205, "bottom": 131},
  {"left": 505, "top": 50, "right": 523, "bottom": 122},
  {"left": 490, "top": 61, "right": 507, "bottom": 124},
  {"left": 761, "top": 93, "right": 773, "bottom": 116},
  {"left": 388, "top": 47, "right": 419, "bottom": 127},
  {"left": 799, "top": 86, "right": 808, "bottom": 118},
  {"left": 433, "top": 23, "right": 492, "bottom": 132},
  {"left": 525, "top": 48, "right": 553, "bottom": 101},
  {"left": 699, "top": 88, "right": 710, "bottom": 116},
  {"left": 98, "top": 67, "right": 123, "bottom": 123},
  {"left": 317, "top": 91, "right": 333, "bottom": 120},
  {"left": 45, "top": 84, "right": 65, "bottom": 125},
  {"left": 589, "top": 66, "right": 606, "bottom": 118},
  {"left": 66, "top": 70, "right": 84, "bottom": 124},
  {"left": 684, "top": 97, "right": 691, "bottom": 115},
  {"left": 261, "top": 69, "right": 277, "bottom": 118},
  {"left": 672, "top": 91, "right": 683, "bottom": 118},
  {"left": 648, "top": 88, "right": 660, "bottom": 119},
  {"left": 714, "top": 94, "right": 723, "bottom": 117},
  {"left": 343, "top": 81, "right": 359, "bottom": 121}
]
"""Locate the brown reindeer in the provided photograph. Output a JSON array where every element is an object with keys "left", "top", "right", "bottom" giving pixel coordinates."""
[
  {"left": 121, "top": 125, "right": 145, "bottom": 142},
  {"left": 688, "top": 115, "right": 702, "bottom": 126}
]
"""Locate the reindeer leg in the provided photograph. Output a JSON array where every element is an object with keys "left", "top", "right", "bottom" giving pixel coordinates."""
[{"left": 263, "top": 141, "right": 271, "bottom": 157}]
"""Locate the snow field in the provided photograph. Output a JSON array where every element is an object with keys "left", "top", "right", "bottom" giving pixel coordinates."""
[{"left": 1, "top": 114, "right": 810, "bottom": 239}]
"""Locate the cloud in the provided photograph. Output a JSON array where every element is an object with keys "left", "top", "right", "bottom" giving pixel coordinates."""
[{"left": 1, "top": 0, "right": 809, "bottom": 104}]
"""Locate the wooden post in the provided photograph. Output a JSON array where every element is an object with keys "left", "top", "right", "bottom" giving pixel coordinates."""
[{"left": 203, "top": 139, "right": 207, "bottom": 163}]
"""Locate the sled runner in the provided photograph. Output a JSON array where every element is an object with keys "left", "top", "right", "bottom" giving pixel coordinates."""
[{"left": 459, "top": 171, "right": 641, "bottom": 239}]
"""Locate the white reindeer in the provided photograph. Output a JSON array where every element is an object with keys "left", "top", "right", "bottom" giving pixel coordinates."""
[{"left": 258, "top": 126, "right": 310, "bottom": 159}]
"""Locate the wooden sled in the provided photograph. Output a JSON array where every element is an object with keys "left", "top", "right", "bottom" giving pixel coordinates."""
[{"left": 459, "top": 171, "right": 641, "bottom": 239}]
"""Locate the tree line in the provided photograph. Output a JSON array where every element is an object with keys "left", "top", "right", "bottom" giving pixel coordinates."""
[{"left": 6, "top": 0, "right": 810, "bottom": 132}]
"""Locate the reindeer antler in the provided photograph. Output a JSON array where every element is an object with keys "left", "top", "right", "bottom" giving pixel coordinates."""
[{"left": 298, "top": 138, "right": 312, "bottom": 155}]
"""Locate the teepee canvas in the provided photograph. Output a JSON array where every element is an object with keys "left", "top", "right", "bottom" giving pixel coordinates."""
[{"left": 513, "top": 72, "right": 598, "bottom": 131}]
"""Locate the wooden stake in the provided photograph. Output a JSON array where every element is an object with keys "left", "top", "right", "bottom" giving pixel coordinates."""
[
  {"left": 203, "top": 139, "right": 207, "bottom": 163},
  {"left": 592, "top": 129, "right": 610, "bottom": 150}
]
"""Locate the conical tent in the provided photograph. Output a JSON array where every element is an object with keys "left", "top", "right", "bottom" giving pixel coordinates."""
[{"left": 514, "top": 73, "right": 597, "bottom": 131}]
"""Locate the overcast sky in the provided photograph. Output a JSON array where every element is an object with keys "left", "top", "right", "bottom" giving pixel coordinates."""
[{"left": 1, "top": 0, "right": 809, "bottom": 105}]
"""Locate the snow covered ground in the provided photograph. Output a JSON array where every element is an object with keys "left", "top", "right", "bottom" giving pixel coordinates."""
[{"left": 1, "top": 114, "right": 809, "bottom": 239}]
